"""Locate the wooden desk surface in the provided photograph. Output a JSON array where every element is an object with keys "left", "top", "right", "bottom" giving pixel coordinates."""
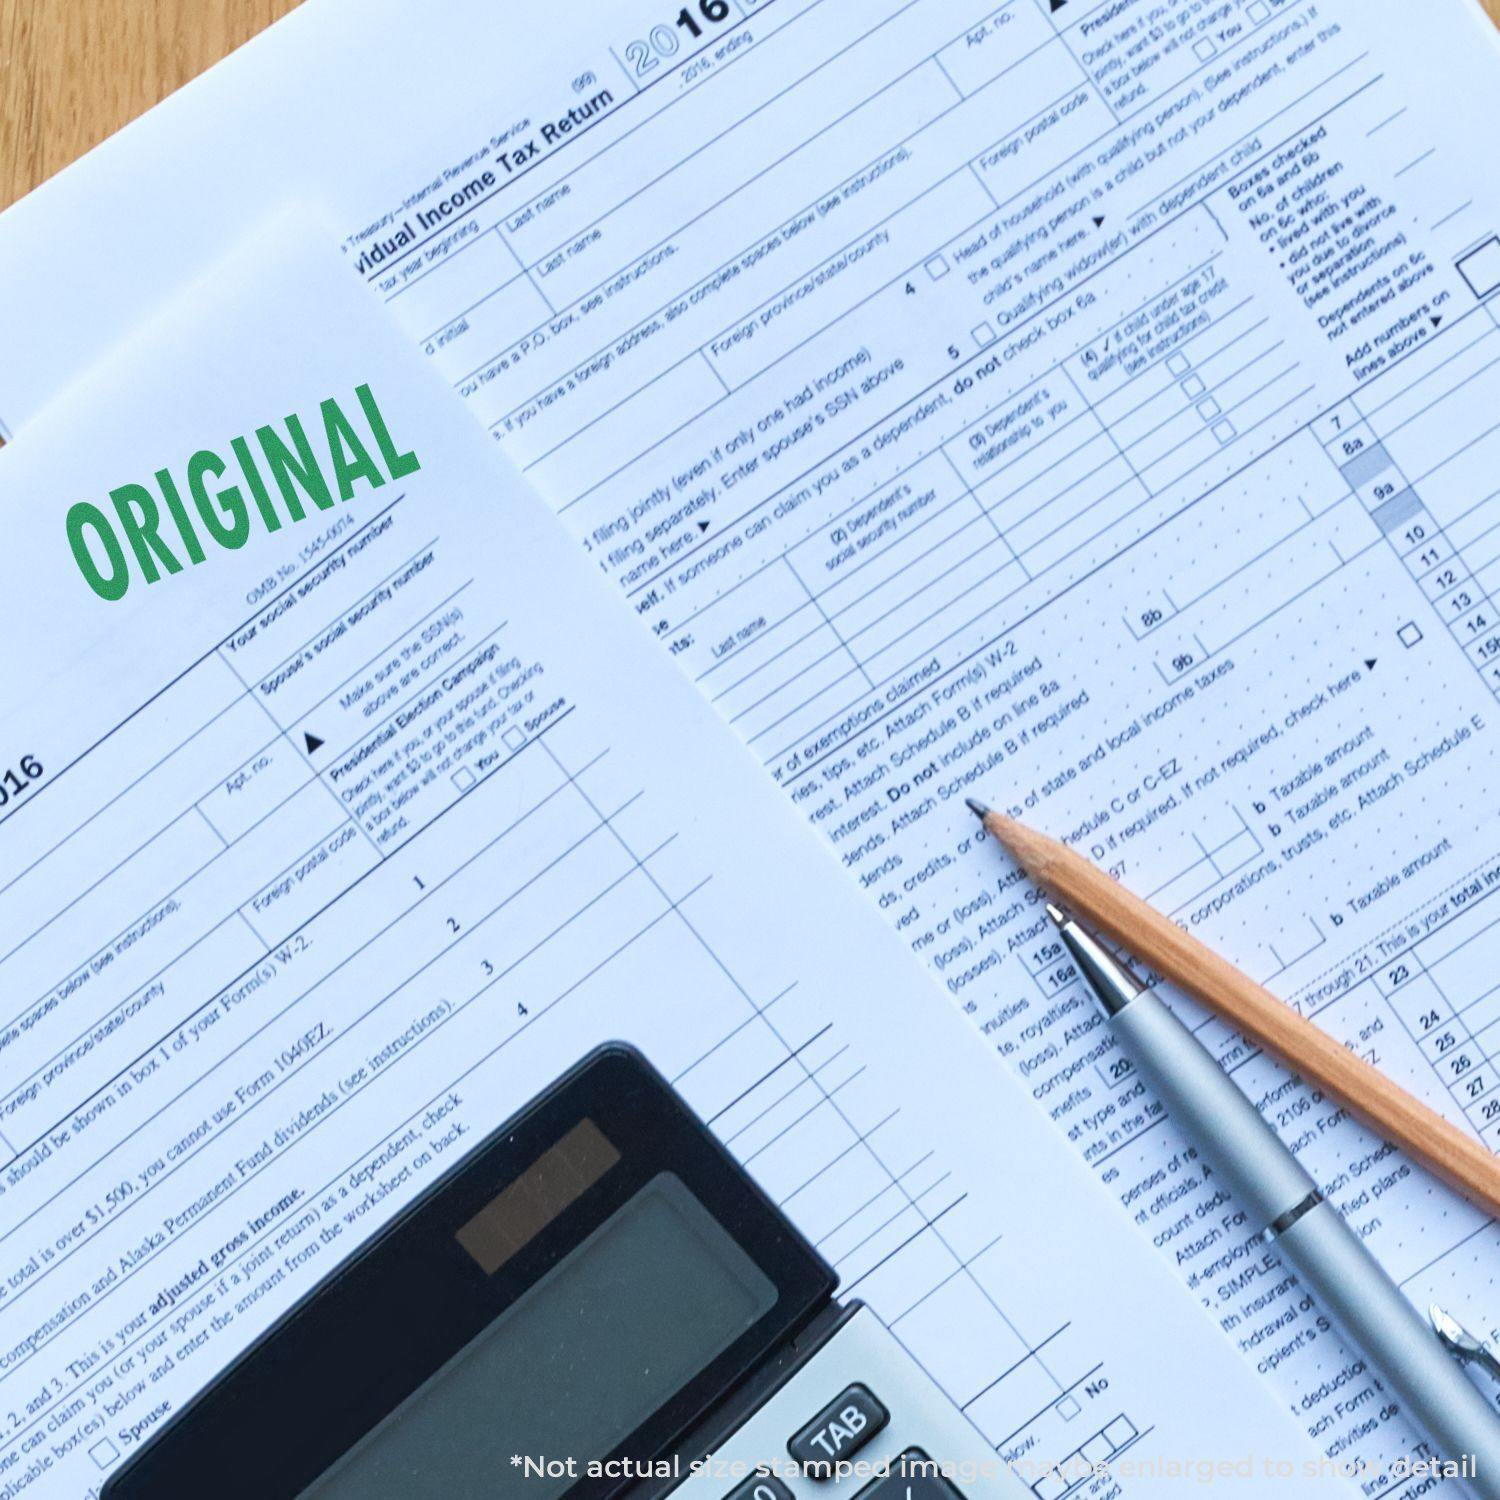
[
  {"left": 0, "top": 0, "right": 301, "bottom": 211},
  {"left": 1, "top": 0, "right": 1498, "bottom": 211}
]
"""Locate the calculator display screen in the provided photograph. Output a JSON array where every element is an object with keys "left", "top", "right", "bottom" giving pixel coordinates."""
[
  {"left": 100, "top": 1047, "right": 836, "bottom": 1500},
  {"left": 298, "top": 1173, "right": 776, "bottom": 1500}
]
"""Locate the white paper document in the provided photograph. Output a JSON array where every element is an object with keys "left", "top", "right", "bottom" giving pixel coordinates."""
[
  {"left": 6, "top": 0, "right": 1500, "bottom": 1489},
  {"left": 0, "top": 235, "right": 1319, "bottom": 1496}
]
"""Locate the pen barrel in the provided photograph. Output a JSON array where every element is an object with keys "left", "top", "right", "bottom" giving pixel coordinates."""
[
  {"left": 1112, "top": 990, "right": 1317, "bottom": 1225},
  {"left": 1112, "top": 992, "right": 1500, "bottom": 1496},
  {"left": 1278, "top": 1203, "right": 1500, "bottom": 1500}
]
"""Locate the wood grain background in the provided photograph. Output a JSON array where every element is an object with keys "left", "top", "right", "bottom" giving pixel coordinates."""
[
  {"left": 0, "top": 0, "right": 300, "bottom": 210},
  {"left": 1, "top": 0, "right": 1498, "bottom": 211}
]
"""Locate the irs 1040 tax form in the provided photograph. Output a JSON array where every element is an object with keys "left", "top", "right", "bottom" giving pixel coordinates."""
[
  {"left": 3, "top": 0, "right": 1500, "bottom": 1486},
  {"left": 0, "top": 234, "right": 1321, "bottom": 1497}
]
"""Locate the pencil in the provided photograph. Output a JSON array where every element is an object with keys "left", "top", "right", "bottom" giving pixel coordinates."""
[{"left": 966, "top": 799, "right": 1500, "bottom": 1220}]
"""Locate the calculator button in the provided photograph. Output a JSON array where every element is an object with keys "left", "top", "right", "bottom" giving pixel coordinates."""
[
  {"left": 855, "top": 1450, "right": 964, "bottom": 1499},
  {"left": 787, "top": 1383, "right": 889, "bottom": 1474},
  {"left": 726, "top": 1476, "right": 794, "bottom": 1500}
]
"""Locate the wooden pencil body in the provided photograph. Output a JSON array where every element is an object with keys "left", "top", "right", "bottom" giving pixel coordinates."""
[{"left": 983, "top": 812, "right": 1500, "bottom": 1219}]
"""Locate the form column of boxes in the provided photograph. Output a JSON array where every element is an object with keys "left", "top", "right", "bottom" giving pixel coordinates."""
[
  {"left": 1383, "top": 242, "right": 1500, "bottom": 659},
  {"left": 1167, "top": 351, "right": 1236, "bottom": 445},
  {"left": 1313, "top": 408, "right": 1480, "bottom": 664}
]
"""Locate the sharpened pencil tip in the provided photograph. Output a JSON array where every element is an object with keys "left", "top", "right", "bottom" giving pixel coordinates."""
[{"left": 965, "top": 798, "right": 992, "bottom": 820}]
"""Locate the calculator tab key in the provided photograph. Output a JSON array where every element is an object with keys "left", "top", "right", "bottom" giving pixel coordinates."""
[
  {"left": 855, "top": 1450, "right": 964, "bottom": 1499},
  {"left": 787, "top": 1384, "right": 889, "bottom": 1475}
]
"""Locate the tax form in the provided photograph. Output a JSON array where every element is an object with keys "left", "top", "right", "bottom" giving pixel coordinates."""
[
  {"left": 0, "top": 234, "right": 1318, "bottom": 1497},
  {"left": 4, "top": 0, "right": 1500, "bottom": 1486}
]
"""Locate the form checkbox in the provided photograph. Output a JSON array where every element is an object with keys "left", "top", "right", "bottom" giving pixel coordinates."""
[
  {"left": 1056, "top": 1395, "right": 1081, "bottom": 1421},
  {"left": 1458, "top": 238, "right": 1500, "bottom": 299},
  {"left": 1197, "top": 397, "right": 1222, "bottom": 419},
  {"left": 1247, "top": 1, "right": 1269, "bottom": 21},
  {"left": 972, "top": 322, "right": 997, "bottom": 348},
  {"left": 90, "top": 1439, "right": 120, "bottom": 1469},
  {"left": 1182, "top": 374, "right": 1206, "bottom": 396},
  {"left": 452, "top": 767, "right": 476, "bottom": 791},
  {"left": 925, "top": 254, "right": 950, "bottom": 280},
  {"left": 1213, "top": 421, "right": 1237, "bottom": 444},
  {"left": 1399, "top": 621, "right": 1424, "bottom": 647},
  {"left": 1106, "top": 1417, "right": 1138, "bottom": 1447},
  {"left": 1167, "top": 353, "right": 1191, "bottom": 375},
  {"left": 503, "top": 726, "right": 528, "bottom": 752},
  {"left": 1195, "top": 37, "right": 1218, "bottom": 60}
]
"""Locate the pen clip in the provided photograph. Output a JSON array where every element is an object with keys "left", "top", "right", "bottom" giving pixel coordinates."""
[{"left": 1432, "top": 1305, "right": 1500, "bottom": 1388}]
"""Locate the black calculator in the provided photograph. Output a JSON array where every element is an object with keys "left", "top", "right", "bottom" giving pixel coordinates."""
[{"left": 101, "top": 1045, "right": 1022, "bottom": 1499}]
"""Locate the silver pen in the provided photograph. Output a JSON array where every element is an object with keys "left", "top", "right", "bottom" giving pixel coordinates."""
[{"left": 1049, "top": 903, "right": 1500, "bottom": 1499}]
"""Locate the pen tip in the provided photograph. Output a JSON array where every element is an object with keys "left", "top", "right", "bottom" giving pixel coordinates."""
[
  {"left": 965, "top": 798, "right": 992, "bottom": 821},
  {"left": 1045, "top": 902, "right": 1069, "bottom": 927}
]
